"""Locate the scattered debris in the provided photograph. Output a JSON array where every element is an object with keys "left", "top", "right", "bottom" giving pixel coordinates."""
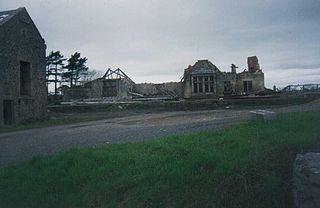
[{"left": 250, "top": 109, "right": 277, "bottom": 121}]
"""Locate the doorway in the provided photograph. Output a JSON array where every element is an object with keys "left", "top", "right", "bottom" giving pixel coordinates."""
[{"left": 3, "top": 100, "right": 14, "bottom": 124}]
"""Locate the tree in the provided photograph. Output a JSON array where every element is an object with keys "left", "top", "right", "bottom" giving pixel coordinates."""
[
  {"left": 63, "top": 52, "right": 88, "bottom": 87},
  {"left": 46, "top": 51, "right": 66, "bottom": 95},
  {"left": 80, "top": 69, "right": 103, "bottom": 83}
]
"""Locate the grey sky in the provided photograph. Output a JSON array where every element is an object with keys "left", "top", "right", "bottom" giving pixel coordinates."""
[{"left": 1, "top": 0, "right": 319, "bottom": 88}]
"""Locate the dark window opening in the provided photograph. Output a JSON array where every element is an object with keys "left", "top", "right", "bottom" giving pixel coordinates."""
[
  {"left": 243, "top": 81, "right": 253, "bottom": 93},
  {"left": 20, "top": 61, "right": 31, "bottom": 96},
  {"left": 210, "top": 83, "right": 214, "bottom": 92},
  {"left": 193, "top": 76, "right": 214, "bottom": 94},
  {"left": 198, "top": 77, "right": 203, "bottom": 93},
  {"left": 192, "top": 76, "right": 198, "bottom": 93},
  {"left": 224, "top": 81, "right": 232, "bottom": 95},
  {"left": 209, "top": 76, "right": 214, "bottom": 93},
  {"left": 204, "top": 76, "right": 209, "bottom": 92},
  {"left": 204, "top": 83, "right": 209, "bottom": 92},
  {"left": 198, "top": 83, "right": 203, "bottom": 93},
  {"left": 224, "top": 81, "right": 232, "bottom": 92},
  {"left": 3, "top": 100, "right": 14, "bottom": 124},
  {"left": 193, "top": 83, "right": 198, "bottom": 93}
]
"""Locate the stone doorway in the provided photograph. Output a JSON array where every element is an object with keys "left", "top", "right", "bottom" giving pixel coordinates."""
[{"left": 3, "top": 100, "right": 14, "bottom": 124}]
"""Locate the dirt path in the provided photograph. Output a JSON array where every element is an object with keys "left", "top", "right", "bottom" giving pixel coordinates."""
[{"left": 1, "top": 100, "right": 319, "bottom": 167}]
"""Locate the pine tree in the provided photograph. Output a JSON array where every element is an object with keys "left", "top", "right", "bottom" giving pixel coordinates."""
[
  {"left": 63, "top": 52, "right": 88, "bottom": 87},
  {"left": 46, "top": 51, "right": 66, "bottom": 95}
]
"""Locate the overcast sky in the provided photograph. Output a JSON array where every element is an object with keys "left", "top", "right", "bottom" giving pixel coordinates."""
[{"left": 1, "top": 0, "right": 319, "bottom": 88}]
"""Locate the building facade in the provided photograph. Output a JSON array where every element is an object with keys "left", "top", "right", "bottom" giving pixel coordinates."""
[
  {"left": 62, "top": 57, "right": 265, "bottom": 101},
  {"left": 183, "top": 56, "right": 265, "bottom": 98},
  {"left": 0, "top": 7, "right": 47, "bottom": 125}
]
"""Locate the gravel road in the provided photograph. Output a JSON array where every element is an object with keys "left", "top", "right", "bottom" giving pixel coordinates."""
[{"left": 1, "top": 100, "right": 319, "bottom": 167}]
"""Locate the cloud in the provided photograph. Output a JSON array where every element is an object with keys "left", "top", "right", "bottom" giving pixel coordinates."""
[{"left": 0, "top": 0, "right": 319, "bottom": 86}]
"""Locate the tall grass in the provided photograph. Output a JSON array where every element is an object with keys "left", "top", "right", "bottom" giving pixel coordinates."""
[{"left": 0, "top": 111, "right": 319, "bottom": 208}]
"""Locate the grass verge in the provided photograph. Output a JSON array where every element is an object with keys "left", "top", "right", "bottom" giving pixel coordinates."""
[{"left": 0, "top": 111, "right": 319, "bottom": 208}]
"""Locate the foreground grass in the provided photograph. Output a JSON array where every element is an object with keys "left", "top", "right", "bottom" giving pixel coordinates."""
[{"left": 0, "top": 111, "right": 319, "bottom": 208}]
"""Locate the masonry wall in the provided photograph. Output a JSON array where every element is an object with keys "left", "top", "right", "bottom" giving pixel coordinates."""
[
  {"left": 184, "top": 72, "right": 238, "bottom": 98},
  {"left": 183, "top": 70, "right": 264, "bottom": 98},
  {"left": 216, "top": 72, "right": 237, "bottom": 96},
  {"left": 62, "top": 87, "right": 90, "bottom": 101},
  {"left": 235, "top": 72, "right": 265, "bottom": 94},
  {"left": 62, "top": 79, "right": 129, "bottom": 101},
  {"left": 87, "top": 79, "right": 103, "bottom": 98},
  {"left": 0, "top": 9, "right": 47, "bottom": 125},
  {"left": 293, "top": 153, "right": 320, "bottom": 208},
  {"left": 114, "top": 79, "right": 129, "bottom": 98},
  {"left": 183, "top": 75, "right": 193, "bottom": 99}
]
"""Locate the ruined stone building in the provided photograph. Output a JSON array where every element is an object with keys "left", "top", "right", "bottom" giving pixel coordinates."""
[
  {"left": 63, "top": 68, "right": 135, "bottom": 100},
  {"left": 0, "top": 8, "right": 47, "bottom": 125},
  {"left": 63, "top": 68, "right": 183, "bottom": 101},
  {"left": 183, "top": 56, "right": 265, "bottom": 98},
  {"left": 63, "top": 57, "right": 265, "bottom": 101}
]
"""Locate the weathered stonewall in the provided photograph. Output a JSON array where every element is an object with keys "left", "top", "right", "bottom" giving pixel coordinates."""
[
  {"left": 250, "top": 109, "right": 277, "bottom": 121},
  {"left": 293, "top": 152, "right": 320, "bottom": 208}
]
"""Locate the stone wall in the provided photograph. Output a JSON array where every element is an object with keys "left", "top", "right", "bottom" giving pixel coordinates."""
[
  {"left": 247, "top": 56, "right": 260, "bottom": 73},
  {"left": 235, "top": 71, "right": 264, "bottom": 94},
  {"left": 87, "top": 79, "right": 104, "bottom": 98},
  {"left": 216, "top": 72, "right": 237, "bottom": 95},
  {"left": 62, "top": 78, "right": 129, "bottom": 101},
  {"left": 0, "top": 8, "right": 47, "bottom": 125},
  {"left": 293, "top": 152, "right": 320, "bottom": 208},
  {"left": 183, "top": 73, "right": 193, "bottom": 99},
  {"left": 62, "top": 87, "right": 90, "bottom": 101}
]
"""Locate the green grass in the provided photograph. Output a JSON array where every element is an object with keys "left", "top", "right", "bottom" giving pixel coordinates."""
[{"left": 0, "top": 111, "right": 319, "bottom": 208}]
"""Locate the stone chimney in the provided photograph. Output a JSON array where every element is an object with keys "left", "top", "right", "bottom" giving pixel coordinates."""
[{"left": 247, "top": 56, "right": 260, "bottom": 73}]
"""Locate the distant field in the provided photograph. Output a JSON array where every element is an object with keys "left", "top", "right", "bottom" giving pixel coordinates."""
[{"left": 0, "top": 111, "right": 319, "bottom": 208}]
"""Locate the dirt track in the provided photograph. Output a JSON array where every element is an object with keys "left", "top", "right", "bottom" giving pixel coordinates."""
[{"left": 1, "top": 100, "right": 319, "bottom": 167}]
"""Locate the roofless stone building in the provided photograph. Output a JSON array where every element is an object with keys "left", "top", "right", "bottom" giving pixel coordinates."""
[
  {"left": 63, "top": 56, "right": 265, "bottom": 101},
  {"left": 183, "top": 56, "right": 265, "bottom": 98},
  {"left": 0, "top": 7, "right": 47, "bottom": 125}
]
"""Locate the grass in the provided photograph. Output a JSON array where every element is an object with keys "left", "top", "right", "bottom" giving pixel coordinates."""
[{"left": 0, "top": 111, "right": 319, "bottom": 208}]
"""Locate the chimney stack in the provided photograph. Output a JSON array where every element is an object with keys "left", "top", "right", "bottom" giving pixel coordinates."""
[{"left": 247, "top": 56, "right": 260, "bottom": 73}]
